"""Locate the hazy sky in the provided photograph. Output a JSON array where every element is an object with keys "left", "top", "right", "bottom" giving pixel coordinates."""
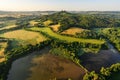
[{"left": 0, "top": 0, "right": 120, "bottom": 11}]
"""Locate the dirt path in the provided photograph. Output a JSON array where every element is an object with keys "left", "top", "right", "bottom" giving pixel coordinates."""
[{"left": 7, "top": 47, "right": 86, "bottom": 80}]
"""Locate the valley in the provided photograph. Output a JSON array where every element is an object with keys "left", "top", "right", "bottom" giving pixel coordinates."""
[{"left": 0, "top": 11, "right": 120, "bottom": 80}]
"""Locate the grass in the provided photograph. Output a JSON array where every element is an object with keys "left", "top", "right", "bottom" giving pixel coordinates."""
[
  {"left": 29, "top": 27, "right": 105, "bottom": 44},
  {"left": 1, "top": 29, "right": 47, "bottom": 46},
  {"left": 61, "top": 27, "right": 88, "bottom": 35}
]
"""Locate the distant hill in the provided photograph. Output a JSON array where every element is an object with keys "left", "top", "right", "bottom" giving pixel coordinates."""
[
  {"left": 40, "top": 11, "right": 120, "bottom": 31},
  {"left": 0, "top": 11, "right": 56, "bottom": 15}
]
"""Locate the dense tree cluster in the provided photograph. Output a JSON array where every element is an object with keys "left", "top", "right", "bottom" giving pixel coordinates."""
[
  {"left": 75, "top": 30, "right": 103, "bottom": 39},
  {"left": 100, "top": 63, "right": 120, "bottom": 78},
  {"left": 102, "top": 28, "right": 120, "bottom": 51},
  {"left": 83, "top": 71, "right": 104, "bottom": 80},
  {"left": 0, "top": 17, "right": 16, "bottom": 21},
  {"left": 41, "top": 11, "right": 120, "bottom": 31}
]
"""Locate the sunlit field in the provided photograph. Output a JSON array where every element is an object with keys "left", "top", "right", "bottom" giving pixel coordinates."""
[
  {"left": 1, "top": 29, "right": 47, "bottom": 45},
  {"left": 29, "top": 20, "right": 39, "bottom": 26},
  {"left": 50, "top": 24, "right": 60, "bottom": 32},
  {"left": 61, "top": 27, "right": 88, "bottom": 35}
]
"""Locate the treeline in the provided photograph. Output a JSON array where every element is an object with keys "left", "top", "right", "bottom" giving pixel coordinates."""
[
  {"left": 15, "top": 15, "right": 40, "bottom": 28},
  {"left": 51, "top": 40, "right": 108, "bottom": 55},
  {"left": 75, "top": 30, "right": 104, "bottom": 39},
  {"left": 0, "top": 37, "right": 8, "bottom": 42},
  {"left": 0, "top": 17, "right": 16, "bottom": 21},
  {"left": 83, "top": 63, "right": 120, "bottom": 80},
  {"left": 0, "top": 40, "right": 51, "bottom": 80},
  {"left": 40, "top": 11, "right": 120, "bottom": 31},
  {"left": 0, "top": 25, "right": 22, "bottom": 34}
]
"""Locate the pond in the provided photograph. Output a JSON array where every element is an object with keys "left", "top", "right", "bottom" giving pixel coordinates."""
[
  {"left": 80, "top": 43, "right": 120, "bottom": 72},
  {"left": 7, "top": 47, "right": 86, "bottom": 80}
]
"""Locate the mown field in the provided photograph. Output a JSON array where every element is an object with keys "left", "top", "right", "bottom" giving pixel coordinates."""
[{"left": 29, "top": 27, "right": 105, "bottom": 44}]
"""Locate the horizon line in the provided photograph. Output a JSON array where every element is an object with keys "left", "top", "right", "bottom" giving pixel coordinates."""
[{"left": 0, "top": 10, "right": 120, "bottom": 12}]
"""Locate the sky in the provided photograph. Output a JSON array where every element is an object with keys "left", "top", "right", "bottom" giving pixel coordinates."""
[{"left": 0, "top": 0, "right": 120, "bottom": 11}]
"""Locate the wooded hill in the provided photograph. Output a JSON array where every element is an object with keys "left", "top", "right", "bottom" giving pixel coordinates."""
[{"left": 41, "top": 11, "right": 120, "bottom": 31}]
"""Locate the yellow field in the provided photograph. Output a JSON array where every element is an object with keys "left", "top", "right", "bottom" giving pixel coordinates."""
[
  {"left": 43, "top": 20, "right": 53, "bottom": 26},
  {"left": 50, "top": 24, "right": 60, "bottom": 32},
  {"left": 29, "top": 20, "right": 39, "bottom": 26},
  {"left": 0, "top": 42, "right": 7, "bottom": 62},
  {"left": 0, "top": 25, "right": 17, "bottom": 31},
  {"left": 1, "top": 29, "right": 47, "bottom": 45},
  {"left": 61, "top": 27, "right": 88, "bottom": 35}
]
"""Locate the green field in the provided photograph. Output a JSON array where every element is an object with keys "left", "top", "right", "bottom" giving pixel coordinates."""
[{"left": 29, "top": 27, "right": 105, "bottom": 44}]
